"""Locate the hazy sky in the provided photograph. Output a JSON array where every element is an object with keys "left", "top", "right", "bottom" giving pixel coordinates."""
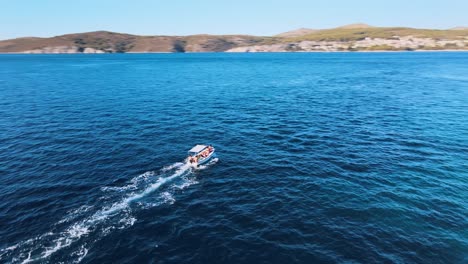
[{"left": 1, "top": 0, "right": 468, "bottom": 40}]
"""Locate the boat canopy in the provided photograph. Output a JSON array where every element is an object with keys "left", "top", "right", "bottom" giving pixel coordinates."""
[{"left": 188, "top": 144, "right": 207, "bottom": 154}]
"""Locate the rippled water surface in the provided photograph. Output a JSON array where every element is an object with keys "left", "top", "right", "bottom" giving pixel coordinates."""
[{"left": 0, "top": 53, "right": 467, "bottom": 263}]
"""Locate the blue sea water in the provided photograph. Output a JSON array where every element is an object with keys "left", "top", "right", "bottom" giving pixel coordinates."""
[{"left": 0, "top": 52, "right": 467, "bottom": 263}]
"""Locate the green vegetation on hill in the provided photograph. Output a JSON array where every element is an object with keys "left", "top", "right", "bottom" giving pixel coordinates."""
[
  {"left": 285, "top": 27, "right": 468, "bottom": 42},
  {"left": 66, "top": 31, "right": 137, "bottom": 52}
]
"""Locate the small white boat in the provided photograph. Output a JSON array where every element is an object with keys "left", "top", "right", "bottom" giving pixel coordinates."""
[{"left": 187, "top": 144, "right": 215, "bottom": 166}]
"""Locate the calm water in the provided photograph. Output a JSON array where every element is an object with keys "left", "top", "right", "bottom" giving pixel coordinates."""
[{"left": 0, "top": 53, "right": 467, "bottom": 263}]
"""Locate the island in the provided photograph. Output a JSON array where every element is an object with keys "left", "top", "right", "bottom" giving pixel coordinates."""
[{"left": 1, "top": 24, "right": 467, "bottom": 53}]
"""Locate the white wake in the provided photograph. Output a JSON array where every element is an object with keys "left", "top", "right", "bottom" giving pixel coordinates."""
[{"left": 0, "top": 159, "right": 215, "bottom": 263}]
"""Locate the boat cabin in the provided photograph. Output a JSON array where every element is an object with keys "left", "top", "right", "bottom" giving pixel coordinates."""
[
  {"left": 187, "top": 144, "right": 215, "bottom": 165},
  {"left": 188, "top": 144, "right": 209, "bottom": 156}
]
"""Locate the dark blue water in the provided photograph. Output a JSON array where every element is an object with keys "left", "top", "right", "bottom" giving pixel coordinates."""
[{"left": 0, "top": 53, "right": 467, "bottom": 263}]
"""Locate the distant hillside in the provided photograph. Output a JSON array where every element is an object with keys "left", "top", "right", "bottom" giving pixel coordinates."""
[
  {"left": 230, "top": 26, "right": 468, "bottom": 52},
  {"left": 275, "top": 28, "right": 318, "bottom": 38},
  {"left": 273, "top": 24, "right": 373, "bottom": 38},
  {"left": 2, "top": 24, "right": 468, "bottom": 53},
  {"left": 0, "top": 31, "right": 271, "bottom": 53},
  {"left": 283, "top": 27, "right": 468, "bottom": 42}
]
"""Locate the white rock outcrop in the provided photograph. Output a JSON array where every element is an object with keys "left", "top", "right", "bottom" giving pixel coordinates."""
[
  {"left": 83, "top": 48, "right": 105, "bottom": 53},
  {"left": 22, "top": 46, "right": 105, "bottom": 54},
  {"left": 226, "top": 37, "right": 468, "bottom": 52}
]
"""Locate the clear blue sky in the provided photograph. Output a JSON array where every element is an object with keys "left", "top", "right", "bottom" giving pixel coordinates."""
[{"left": 1, "top": 0, "right": 467, "bottom": 40}]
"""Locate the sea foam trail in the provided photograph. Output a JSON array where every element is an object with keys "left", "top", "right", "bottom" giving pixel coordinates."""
[
  {"left": 95, "top": 162, "right": 192, "bottom": 219},
  {"left": 1, "top": 161, "right": 198, "bottom": 263}
]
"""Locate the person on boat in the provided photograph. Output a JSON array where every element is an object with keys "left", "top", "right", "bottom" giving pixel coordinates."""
[{"left": 189, "top": 156, "right": 198, "bottom": 164}]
